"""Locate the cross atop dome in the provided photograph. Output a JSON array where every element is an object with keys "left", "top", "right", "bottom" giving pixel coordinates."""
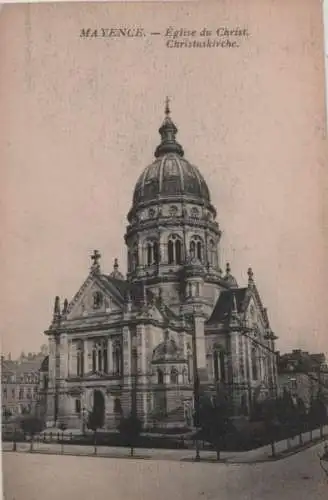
[{"left": 165, "top": 96, "right": 171, "bottom": 116}]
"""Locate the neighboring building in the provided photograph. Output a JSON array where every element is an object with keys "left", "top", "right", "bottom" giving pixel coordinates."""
[
  {"left": 1, "top": 346, "right": 48, "bottom": 417},
  {"left": 44, "top": 102, "right": 278, "bottom": 430},
  {"left": 277, "top": 349, "right": 328, "bottom": 408}
]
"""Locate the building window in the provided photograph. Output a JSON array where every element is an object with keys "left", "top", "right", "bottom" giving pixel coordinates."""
[
  {"left": 93, "top": 291, "right": 103, "bottom": 309},
  {"left": 157, "top": 369, "right": 164, "bottom": 385},
  {"left": 19, "top": 388, "right": 24, "bottom": 400},
  {"left": 169, "top": 205, "right": 178, "bottom": 217},
  {"left": 113, "top": 342, "right": 122, "bottom": 375},
  {"left": 170, "top": 367, "right": 178, "bottom": 385},
  {"left": 146, "top": 240, "right": 159, "bottom": 266},
  {"left": 103, "top": 341, "right": 108, "bottom": 374},
  {"left": 187, "top": 349, "right": 193, "bottom": 383},
  {"left": 189, "top": 236, "right": 203, "bottom": 262},
  {"left": 168, "top": 235, "right": 183, "bottom": 265},
  {"left": 92, "top": 340, "right": 108, "bottom": 374},
  {"left": 208, "top": 239, "right": 217, "bottom": 266},
  {"left": 77, "top": 346, "right": 84, "bottom": 377},
  {"left": 251, "top": 346, "right": 258, "bottom": 380},
  {"left": 213, "top": 351, "right": 219, "bottom": 382},
  {"left": 190, "top": 207, "right": 200, "bottom": 218},
  {"left": 75, "top": 399, "right": 81, "bottom": 414},
  {"left": 92, "top": 347, "right": 97, "bottom": 373},
  {"left": 3, "top": 388, "right": 7, "bottom": 399}
]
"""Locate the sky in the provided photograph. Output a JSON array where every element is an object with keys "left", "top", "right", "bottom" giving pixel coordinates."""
[{"left": 0, "top": 0, "right": 327, "bottom": 359}]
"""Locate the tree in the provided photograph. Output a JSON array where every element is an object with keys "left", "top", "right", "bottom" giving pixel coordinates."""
[
  {"left": 260, "top": 398, "right": 280, "bottom": 457},
  {"left": 308, "top": 395, "right": 327, "bottom": 438},
  {"left": 198, "top": 394, "right": 232, "bottom": 461},
  {"left": 295, "top": 398, "right": 307, "bottom": 445},
  {"left": 276, "top": 389, "right": 296, "bottom": 448},
  {"left": 117, "top": 414, "right": 142, "bottom": 457},
  {"left": 20, "top": 415, "right": 44, "bottom": 451},
  {"left": 87, "top": 409, "right": 104, "bottom": 455}
]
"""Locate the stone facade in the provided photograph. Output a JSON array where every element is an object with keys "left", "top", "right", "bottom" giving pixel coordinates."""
[
  {"left": 43, "top": 103, "right": 278, "bottom": 430},
  {"left": 1, "top": 348, "right": 48, "bottom": 418}
]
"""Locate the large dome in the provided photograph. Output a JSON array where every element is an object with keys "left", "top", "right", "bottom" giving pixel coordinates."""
[
  {"left": 132, "top": 101, "right": 211, "bottom": 207},
  {"left": 133, "top": 153, "right": 210, "bottom": 206}
]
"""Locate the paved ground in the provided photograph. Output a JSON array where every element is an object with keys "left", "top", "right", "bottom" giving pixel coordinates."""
[{"left": 3, "top": 442, "right": 328, "bottom": 500}]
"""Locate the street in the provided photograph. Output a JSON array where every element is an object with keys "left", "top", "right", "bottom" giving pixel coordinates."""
[{"left": 2, "top": 442, "right": 328, "bottom": 500}]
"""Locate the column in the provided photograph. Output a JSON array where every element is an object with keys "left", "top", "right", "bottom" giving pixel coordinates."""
[
  {"left": 108, "top": 337, "right": 113, "bottom": 374},
  {"left": 48, "top": 335, "right": 56, "bottom": 389},
  {"left": 59, "top": 333, "right": 69, "bottom": 381},
  {"left": 193, "top": 309, "right": 207, "bottom": 383},
  {"left": 122, "top": 326, "right": 131, "bottom": 385}
]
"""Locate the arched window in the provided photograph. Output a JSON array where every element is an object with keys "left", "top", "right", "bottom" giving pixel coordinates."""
[
  {"left": 147, "top": 243, "right": 152, "bottom": 265},
  {"left": 145, "top": 240, "right": 159, "bottom": 266},
  {"left": 168, "top": 240, "right": 174, "bottom": 264},
  {"left": 190, "top": 240, "right": 196, "bottom": 259},
  {"left": 169, "top": 205, "right": 178, "bottom": 217},
  {"left": 170, "top": 367, "right": 178, "bottom": 384},
  {"left": 77, "top": 348, "right": 84, "bottom": 377},
  {"left": 176, "top": 239, "right": 182, "bottom": 264},
  {"left": 157, "top": 369, "right": 164, "bottom": 385},
  {"left": 97, "top": 345, "right": 103, "bottom": 372},
  {"left": 113, "top": 343, "right": 122, "bottom": 375},
  {"left": 187, "top": 346, "right": 193, "bottom": 382},
  {"left": 208, "top": 239, "right": 216, "bottom": 266},
  {"left": 251, "top": 346, "right": 258, "bottom": 380},
  {"left": 189, "top": 236, "right": 204, "bottom": 262},
  {"left": 219, "top": 351, "right": 226, "bottom": 382},
  {"left": 191, "top": 207, "right": 200, "bottom": 218},
  {"left": 92, "top": 346, "right": 97, "bottom": 373},
  {"left": 103, "top": 341, "right": 108, "bottom": 374},
  {"left": 213, "top": 351, "right": 219, "bottom": 382},
  {"left": 197, "top": 241, "right": 202, "bottom": 261},
  {"left": 168, "top": 235, "right": 183, "bottom": 265}
]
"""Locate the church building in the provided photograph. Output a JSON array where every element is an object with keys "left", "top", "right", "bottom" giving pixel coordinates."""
[{"left": 44, "top": 100, "right": 278, "bottom": 429}]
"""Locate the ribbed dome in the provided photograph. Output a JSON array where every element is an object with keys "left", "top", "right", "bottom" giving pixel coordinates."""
[
  {"left": 132, "top": 99, "right": 211, "bottom": 207},
  {"left": 133, "top": 153, "right": 210, "bottom": 206}
]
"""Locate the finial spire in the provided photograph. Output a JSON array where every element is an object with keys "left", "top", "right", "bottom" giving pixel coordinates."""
[
  {"left": 110, "top": 257, "right": 124, "bottom": 280},
  {"left": 165, "top": 96, "right": 170, "bottom": 116},
  {"left": 247, "top": 267, "right": 254, "bottom": 285}
]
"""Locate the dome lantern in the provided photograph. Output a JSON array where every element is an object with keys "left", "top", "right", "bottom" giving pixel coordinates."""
[{"left": 154, "top": 97, "right": 184, "bottom": 158}]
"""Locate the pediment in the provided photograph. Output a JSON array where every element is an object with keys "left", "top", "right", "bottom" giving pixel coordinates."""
[
  {"left": 243, "top": 288, "right": 269, "bottom": 329},
  {"left": 65, "top": 274, "right": 123, "bottom": 320}
]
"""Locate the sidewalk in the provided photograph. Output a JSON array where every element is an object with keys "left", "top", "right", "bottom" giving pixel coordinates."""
[{"left": 3, "top": 426, "right": 327, "bottom": 464}]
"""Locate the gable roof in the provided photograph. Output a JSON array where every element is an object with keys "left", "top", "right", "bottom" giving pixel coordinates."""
[{"left": 207, "top": 288, "right": 247, "bottom": 325}]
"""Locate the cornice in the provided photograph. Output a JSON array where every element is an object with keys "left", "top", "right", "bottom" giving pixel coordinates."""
[{"left": 125, "top": 217, "right": 220, "bottom": 241}]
